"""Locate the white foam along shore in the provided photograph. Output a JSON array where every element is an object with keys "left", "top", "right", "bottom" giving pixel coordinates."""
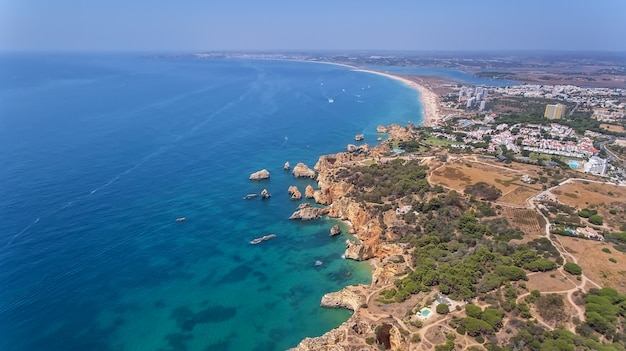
[{"left": 351, "top": 68, "right": 442, "bottom": 127}]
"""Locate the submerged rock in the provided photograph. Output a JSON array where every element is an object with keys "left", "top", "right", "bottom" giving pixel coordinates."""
[{"left": 249, "top": 169, "right": 270, "bottom": 180}]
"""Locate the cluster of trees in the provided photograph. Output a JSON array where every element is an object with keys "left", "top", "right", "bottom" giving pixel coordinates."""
[
  {"left": 464, "top": 182, "right": 502, "bottom": 201},
  {"left": 459, "top": 304, "right": 505, "bottom": 337},
  {"left": 507, "top": 327, "right": 625, "bottom": 351},
  {"left": 339, "top": 159, "right": 430, "bottom": 203},
  {"left": 580, "top": 287, "right": 626, "bottom": 342},
  {"left": 578, "top": 208, "right": 604, "bottom": 225},
  {"left": 397, "top": 140, "right": 426, "bottom": 153}
]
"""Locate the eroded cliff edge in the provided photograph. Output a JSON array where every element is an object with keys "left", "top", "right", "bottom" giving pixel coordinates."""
[{"left": 289, "top": 125, "right": 418, "bottom": 350}]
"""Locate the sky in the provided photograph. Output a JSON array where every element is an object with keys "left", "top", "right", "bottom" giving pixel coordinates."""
[{"left": 1, "top": 0, "right": 626, "bottom": 52}]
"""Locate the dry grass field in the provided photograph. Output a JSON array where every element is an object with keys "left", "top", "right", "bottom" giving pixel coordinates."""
[
  {"left": 601, "top": 123, "right": 626, "bottom": 133},
  {"left": 525, "top": 272, "right": 577, "bottom": 292},
  {"left": 430, "top": 161, "right": 543, "bottom": 206},
  {"left": 499, "top": 185, "right": 542, "bottom": 206},
  {"left": 557, "top": 236, "right": 626, "bottom": 294},
  {"left": 552, "top": 181, "right": 626, "bottom": 209}
]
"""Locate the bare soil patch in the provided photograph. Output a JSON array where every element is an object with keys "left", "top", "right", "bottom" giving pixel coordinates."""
[
  {"left": 557, "top": 236, "right": 626, "bottom": 294},
  {"left": 525, "top": 272, "right": 577, "bottom": 292}
]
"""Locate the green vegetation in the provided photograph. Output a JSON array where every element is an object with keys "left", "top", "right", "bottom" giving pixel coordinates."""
[
  {"left": 581, "top": 287, "right": 626, "bottom": 342},
  {"left": 460, "top": 304, "right": 504, "bottom": 337},
  {"left": 564, "top": 262, "right": 582, "bottom": 275},
  {"left": 464, "top": 182, "right": 502, "bottom": 201},
  {"left": 436, "top": 303, "right": 450, "bottom": 314},
  {"left": 589, "top": 214, "right": 604, "bottom": 225},
  {"left": 337, "top": 159, "right": 429, "bottom": 203}
]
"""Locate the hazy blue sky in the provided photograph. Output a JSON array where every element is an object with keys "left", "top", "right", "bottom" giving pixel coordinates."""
[{"left": 1, "top": 0, "right": 625, "bottom": 52}]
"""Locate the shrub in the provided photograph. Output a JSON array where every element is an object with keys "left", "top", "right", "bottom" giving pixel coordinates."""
[
  {"left": 602, "top": 248, "right": 611, "bottom": 254},
  {"left": 589, "top": 214, "right": 603, "bottom": 225},
  {"left": 609, "top": 258, "right": 617, "bottom": 263},
  {"left": 564, "top": 262, "right": 582, "bottom": 275}
]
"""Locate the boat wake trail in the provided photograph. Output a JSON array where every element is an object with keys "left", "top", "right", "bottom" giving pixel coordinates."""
[
  {"left": 6, "top": 218, "right": 39, "bottom": 247},
  {"left": 5, "top": 88, "right": 254, "bottom": 247}
]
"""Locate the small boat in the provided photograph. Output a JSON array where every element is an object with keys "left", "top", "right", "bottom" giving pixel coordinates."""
[
  {"left": 314, "top": 260, "right": 323, "bottom": 266},
  {"left": 176, "top": 217, "right": 186, "bottom": 222},
  {"left": 250, "top": 234, "right": 276, "bottom": 245},
  {"left": 243, "top": 194, "right": 258, "bottom": 200},
  {"left": 328, "top": 98, "right": 334, "bottom": 103}
]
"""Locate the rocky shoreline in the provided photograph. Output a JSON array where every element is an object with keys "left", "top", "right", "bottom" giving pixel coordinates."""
[{"left": 289, "top": 126, "right": 415, "bottom": 350}]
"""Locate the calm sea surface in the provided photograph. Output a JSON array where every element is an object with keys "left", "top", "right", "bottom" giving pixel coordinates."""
[{"left": 0, "top": 54, "right": 428, "bottom": 351}]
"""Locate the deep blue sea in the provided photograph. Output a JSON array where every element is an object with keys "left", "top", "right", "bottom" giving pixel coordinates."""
[{"left": 0, "top": 54, "right": 425, "bottom": 351}]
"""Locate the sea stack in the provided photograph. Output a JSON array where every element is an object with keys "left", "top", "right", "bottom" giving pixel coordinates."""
[
  {"left": 330, "top": 224, "right": 342, "bottom": 236},
  {"left": 249, "top": 169, "right": 270, "bottom": 180},
  {"left": 292, "top": 162, "right": 316, "bottom": 178},
  {"left": 354, "top": 134, "right": 364, "bottom": 141},
  {"left": 260, "top": 189, "right": 271, "bottom": 199},
  {"left": 304, "top": 185, "right": 315, "bottom": 199},
  {"left": 283, "top": 161, "right": 291, "bottom": 171},
  {"left": 288, "top": 185, "right": 302, "bottom": 200}
]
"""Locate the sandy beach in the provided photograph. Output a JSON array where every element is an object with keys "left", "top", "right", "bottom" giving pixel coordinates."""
[{"left": 352, "top": 69, "right": 443, "bottom": 127}]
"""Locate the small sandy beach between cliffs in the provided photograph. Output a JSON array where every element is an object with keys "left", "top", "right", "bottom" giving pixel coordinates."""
[{"left": 352, "top": 69, "right": 442, "bottom": 127}]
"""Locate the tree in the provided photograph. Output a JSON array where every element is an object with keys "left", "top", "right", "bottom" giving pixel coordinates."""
[
  {"left": 436, "top": 303, "right": 450, "bottom": 314},
  {"left": 564, "top": 262, "right": 582, "bottom": 275},
  {"left": 465, "top": 304, "right": 482, "bottom": 319}
]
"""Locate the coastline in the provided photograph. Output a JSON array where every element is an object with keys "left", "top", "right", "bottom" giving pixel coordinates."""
[
  {"left": 203, "top": 56, "right": 442, "bottom": 127},
  {"left": 352, "top": 69, "right": 442, "bottom": 127}
]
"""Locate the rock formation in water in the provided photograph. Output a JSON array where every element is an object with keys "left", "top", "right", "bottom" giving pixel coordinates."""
[
  {"left": 320, "top": 285, "right": 364, "bottom": 311},
  {"left": 304, "top": 184, "right": 315, "bottom": 199},
  {"left": 288, "top": 203, "right": 328, "bottom": 220},
  {"left": 330, "top": 224, "right": 341, "bottom": 236},
  {"left": 292, "top": 162, "right": 316, "bottom": 178},
  {"left": 346, "top": 143, "right": 370, "bottom": 154},
  {"left": 376, "top": 125, "right": 389, "bottom": 133},
  {"left": 284, "top": 161, "right": 291, "bottom": 171},
  {"left": 260, "top": 189, "right": 271, "bottom": 199},
  {"left": 249, "top": 169, "right": 270, "bottom": 180},
  {"left": 288, "top": 185, "right": 302, "bottom": 200}
]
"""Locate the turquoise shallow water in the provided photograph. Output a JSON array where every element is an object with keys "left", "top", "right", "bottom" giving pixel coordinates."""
[{"left": 0, "top": 54, "right": 424, "bottom": 351}]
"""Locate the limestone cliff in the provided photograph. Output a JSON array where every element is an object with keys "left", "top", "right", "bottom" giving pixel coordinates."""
[{"left": 320, "top": 285, "right": 365, "bottom": 311}]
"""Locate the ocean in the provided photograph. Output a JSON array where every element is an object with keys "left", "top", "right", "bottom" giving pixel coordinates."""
[{"left": 0, "top": 54, "right": 425, "bottom": 351}]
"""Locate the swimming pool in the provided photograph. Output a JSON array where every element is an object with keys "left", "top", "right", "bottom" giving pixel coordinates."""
[
  {"left": 421, "top": 308, "right": 431, "bottom": 317},
  {"left": 568, "top": 161, "right": 579, "bottom": 169}
]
